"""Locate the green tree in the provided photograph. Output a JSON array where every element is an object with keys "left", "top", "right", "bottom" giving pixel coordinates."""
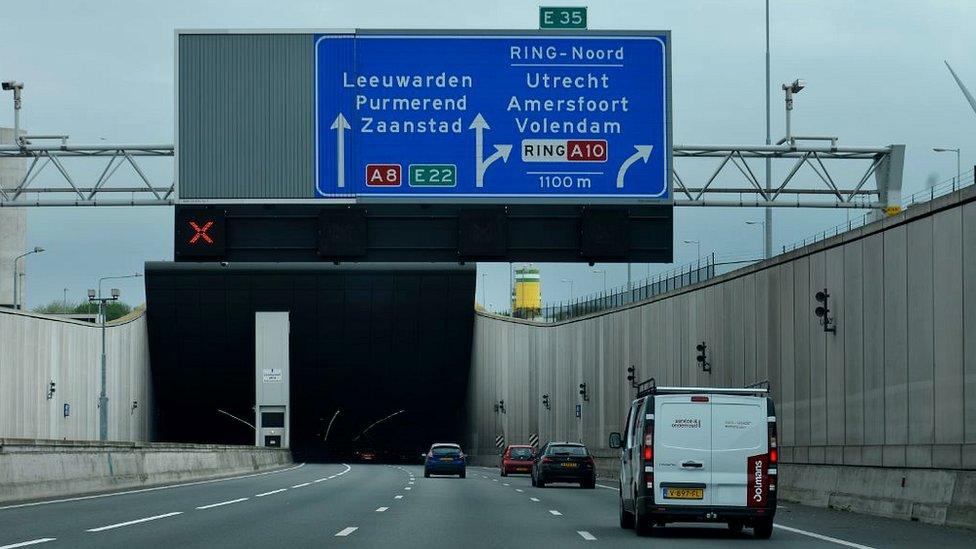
[
  {"left": 33, "top": 300, "right": 78, "bottom": 315},
  {"left": 69, "top": 301, "right": 133, "bottom": 321}
]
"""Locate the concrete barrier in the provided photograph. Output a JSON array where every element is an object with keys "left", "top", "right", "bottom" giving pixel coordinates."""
[
  {"left": 779, "top": 463, "right": 976, "bottom": 530},
  {"left": 468, "top": 455, "right": 976, "bottom": 530},
  {"left": 0, "top": 438, "right": 292, "bottom": 504}
]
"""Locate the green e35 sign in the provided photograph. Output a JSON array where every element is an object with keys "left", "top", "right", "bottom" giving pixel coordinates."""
[{"left": 539, "top": 7, "right": 587, "bottom": 30}]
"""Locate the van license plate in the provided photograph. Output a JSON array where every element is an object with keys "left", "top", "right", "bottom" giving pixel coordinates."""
[{"left": 663, "top": 488, "right": 704, "bottom": 499}]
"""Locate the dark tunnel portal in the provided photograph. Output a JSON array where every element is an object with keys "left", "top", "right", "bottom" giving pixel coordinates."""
[{"left": 145, "top": 262, "right": 475, "bottom": 462}]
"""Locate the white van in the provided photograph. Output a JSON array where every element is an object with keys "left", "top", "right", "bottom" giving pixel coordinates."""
[{"left": 609, "top": 381, "right": 777, "bottom": 538}]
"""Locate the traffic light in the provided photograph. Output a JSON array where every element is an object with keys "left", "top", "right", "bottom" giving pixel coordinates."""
[
  {"left": 626, "top": 365, "right": 637, "bottom": 389},
  {"left": 696, "top": 342, "right": 711, "bottom": 373},
  {"left": 579, "top": 383, "right": 589, "bottom": 402},
  {"left": 47, "top": 380, "right": 56, "bottom": 400},
  {"left": 814, "top": 289, "right": 836, "bottom": 333},
  {"left": 542, "top": 394, "right": 551, "bottom": 410}
]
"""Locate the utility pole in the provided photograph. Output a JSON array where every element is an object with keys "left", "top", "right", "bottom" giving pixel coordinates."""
[{"left": 764, "top": 0, "right": 773, "bottom": 260}]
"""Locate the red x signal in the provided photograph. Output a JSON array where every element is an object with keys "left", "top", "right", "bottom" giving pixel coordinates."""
[{"left": 188, "top": 220, "right": 214, "bottom": 245}]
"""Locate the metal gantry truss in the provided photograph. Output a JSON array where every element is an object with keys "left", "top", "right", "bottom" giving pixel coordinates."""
[
  {"left": 0, "top": 143, "right": 174, "bottom": 206},
  {"left": 672, "top": 143, "right": 904, "bottom": 209},
  {"left": 0, "top": 142, "right": 903, "bottom": 209}
]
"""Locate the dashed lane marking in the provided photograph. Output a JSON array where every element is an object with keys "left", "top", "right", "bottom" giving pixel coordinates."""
[
  {"left": 405, "top": 487, "right": 412, "bottom": 490},
  {"left": 394, "top": 495, "right": 404, "bottom": 499},
  {"left": 291, "top": 483, "right": 310, "bottom": 489},
  {"left": 376, "top": 507, "right": 389, "bottom": 512},
  {"left": 530, "top": 497, "right": 540, "bottom": 502},
  {"left": 548, "top": 510, "right": 562, "bottom": 516},
  {"left": 515, "top": 489, "right": 524, "bottom": 493},
  {"left": 503, "top": 483, "right": 510, "bottom": 486},
  {"left": 255, "top": 489, "right": 287, "bottom": 497},
  {"left": 578, "top": 531, "right": 596, "bottom": 541},
  {"left": 773, "top": 525, "right": 876, "bottom": 549},
  {"left": 195, "top": 498, "right": 249, "bottom": 510},
  {"left": 0, "top": 539, "right": 57, "bottom": 549},
  {"left": 335, "top": 527, "right": 358, "bottom": 537},
  {"left": 86, "top": 512, "right": 183, "bottom": 532}
]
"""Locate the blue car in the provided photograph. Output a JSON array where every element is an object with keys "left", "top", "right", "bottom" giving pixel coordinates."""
[{"left": 423, "top": 443, "right": 466, "bottom": 478}]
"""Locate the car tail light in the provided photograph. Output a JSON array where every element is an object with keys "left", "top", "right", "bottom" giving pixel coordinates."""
[
  {"left": 585, "top": 456, "right": 594, "bottom": 466},
  {"left": 542, "top": 456, "right": 553, "bottom": 463}
]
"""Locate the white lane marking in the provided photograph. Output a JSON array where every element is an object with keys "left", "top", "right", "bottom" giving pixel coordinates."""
[
  {"left": 515, "top": 489, "right": 524, "bottom": 493},
  {"left": 335, "top": 527, "right": 358, "bottom": 537},
  {"left": 375, "top": 507, "right": 389, "bottom": 512},
  {"left": 291, "top": 483, "right": 310, "bottom": 488},
  {"left": 404, "top": 486, "right": 412, "bottom": 490},
  {"left": 774, "top": 525, "right": 877, "bottom": 549},
  {"left": 0, "top": 463, "right": 305, "bottom": 511},
  {"left": 578, "top": 531, "right": 597, "bottom": 541},
  {"left": 503, "top": 483, "right": 510, "bottom": 486},
  {"left": 492, "top": 479, "right": 498, "bottom": 482},
  {"left": 86, "top": 512, "right": 183, "bottom": 532},
  {"left": 255, "top": 488, "right": 287, "bottom": 497},
  {"left": 195, "top": 497, "right": 249, "bottom": 510},
  {"left": 548, "top": 510, "right": 562, "bottom": 516},
  {"left": 394, "top": 495, "right": 404, "bottom": 499},
  {"left": 596, "top": 483, "right": 619, "bottom": 491},
  {"left": 0, "top": 539, "right": 57, "bottom": 549},
  {"left": 530, "top": 497, "right": 540, "bottom": 502}
]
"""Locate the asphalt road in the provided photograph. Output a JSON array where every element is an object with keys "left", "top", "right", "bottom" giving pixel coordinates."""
[{"left": 1, "top": 463, "right": 974, "bottom": 548}]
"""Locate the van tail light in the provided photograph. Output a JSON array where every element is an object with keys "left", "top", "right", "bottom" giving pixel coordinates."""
[
  {"left": 690, "top": 395, "right": 709, "bottom": 403},
  {"left": 644, "top": 472, "right": 654, "bottom": 489},
  {"left": 768, "top": 416, "right": 778, "bottom": 492},
  {"left": 642, "top": 410, "right": 655, "bottom": 490},
  {"left": 643, "top": 446, "right": 652, "bottom": 461}
]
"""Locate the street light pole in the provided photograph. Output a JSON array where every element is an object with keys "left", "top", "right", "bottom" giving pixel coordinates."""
[
  {"left": 481, "top": 273, "right": 488, "bottom": 309},
  {"left": 933, "top": 147, "right": 961, "bottom": 185},
  {"left": 561, "top": 278, "right": 574, "bottom": 301},
  {"left": 592, "top": 269, "right": 607, "bottom": 293},
  {"left": 12, "top": 246, "right": 44, "bottom": 310},
  {"left": 682, "top": 239, "right": 701, "bottom": 262},
  {"left": 89, "top": 287, "right": 121, "bottom": 441},
  {"left": 764, "top": 0, "right": 773, "bottom": 261}
]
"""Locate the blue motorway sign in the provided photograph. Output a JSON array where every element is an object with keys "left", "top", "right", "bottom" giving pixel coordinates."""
[{"left": 315, "top": 31, "right": 670, "bottom": 202}]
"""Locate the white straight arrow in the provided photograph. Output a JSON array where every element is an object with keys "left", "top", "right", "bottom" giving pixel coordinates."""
[
  {"left": 469, "top": 113, "right": 512, "bottom": 187},
  {"left": 616, "top": 145, "right": 653, "bottom": 188},
  {"left": 330, "top": 113, "right": 351, "bottom": 188}
]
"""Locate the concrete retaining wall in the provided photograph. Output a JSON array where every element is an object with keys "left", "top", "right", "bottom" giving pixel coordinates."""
[
  {"left": 0, "top": 438, "right": 292, "bottom": 504},
  {"left": 0, "top": 308, "right": 151, "bottom": 441},
  {"left": 466, "top": 185, "right": 976, "bottom": 527}
]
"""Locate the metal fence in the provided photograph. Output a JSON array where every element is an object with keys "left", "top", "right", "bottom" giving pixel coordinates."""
[
  {"left": 492, "top": 167, "right": 975, "bottom": 323},
  {"left": 783, "top": 168, "right": 975, "bottom": 253}
]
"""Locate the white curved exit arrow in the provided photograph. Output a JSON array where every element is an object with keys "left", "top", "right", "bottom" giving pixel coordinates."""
[{"left": 616, "top": 145, "right": 653, "bottom": 189}]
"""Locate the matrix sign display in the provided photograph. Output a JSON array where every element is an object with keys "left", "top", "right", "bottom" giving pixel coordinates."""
[{"left": 314, "top": 31, "right": 671, "bottom": 203}]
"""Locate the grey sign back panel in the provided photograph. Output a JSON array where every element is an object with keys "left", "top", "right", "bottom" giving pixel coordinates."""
[{"left": 178, "top": 33, "right": 314, "bottom": 199}]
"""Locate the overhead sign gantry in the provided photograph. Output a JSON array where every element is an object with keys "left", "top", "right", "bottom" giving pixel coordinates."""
[{"left": 314, "top": 31, "right": 671, "bottom": 203}]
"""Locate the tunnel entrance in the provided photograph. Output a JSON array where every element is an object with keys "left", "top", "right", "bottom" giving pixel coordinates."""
[{"left": 145, "top": 262, "right": 475, "bottom": 463}]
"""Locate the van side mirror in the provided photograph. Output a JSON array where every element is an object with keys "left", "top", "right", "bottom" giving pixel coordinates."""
[{"left": 608, "top": 432, "right": 622, "bottom": 449}]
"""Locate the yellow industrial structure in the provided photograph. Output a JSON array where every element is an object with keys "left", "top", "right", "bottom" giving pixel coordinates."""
[{"left": 512, "top": 266, "right": 541, "bottom": 319}]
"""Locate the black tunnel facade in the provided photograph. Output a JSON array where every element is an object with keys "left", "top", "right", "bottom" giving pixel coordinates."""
[{"left": 145, "top": 262, "right": 475, "bottom": 462}]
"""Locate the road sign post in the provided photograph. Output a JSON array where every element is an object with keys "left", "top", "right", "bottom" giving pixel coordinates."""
[
  {"left": 314, "top": 31, "right": 671, "bottom": 204},
  {"left": 539, "top": 7, "right": 587, "bottom": 30}
]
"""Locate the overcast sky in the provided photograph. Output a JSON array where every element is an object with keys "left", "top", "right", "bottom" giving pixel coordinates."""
[{"left": 2, "top": 0, "right": 974, "bottom": 309}]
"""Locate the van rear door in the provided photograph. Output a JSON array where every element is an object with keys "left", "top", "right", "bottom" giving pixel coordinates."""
[
  {"left": 653, "top": 395, "right": 711, "bottom": 506},
  {"left": 709, "top": 394, "right": 767, "bottom": 506}
]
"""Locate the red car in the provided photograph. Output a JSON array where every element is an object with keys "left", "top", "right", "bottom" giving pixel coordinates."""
[{"left": 500, "top": 444, "right": 535, "bottom": 476}]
